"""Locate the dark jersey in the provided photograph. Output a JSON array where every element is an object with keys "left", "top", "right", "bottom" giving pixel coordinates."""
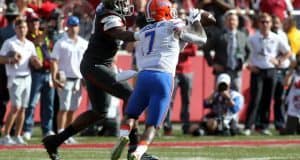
[{"left": 83, "top": 7, "right": 126, "bottom": 65}]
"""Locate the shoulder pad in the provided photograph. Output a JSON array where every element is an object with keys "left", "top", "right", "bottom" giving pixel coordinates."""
[{"left": 101, "top": 15, "right": 124, "bottom": 31}]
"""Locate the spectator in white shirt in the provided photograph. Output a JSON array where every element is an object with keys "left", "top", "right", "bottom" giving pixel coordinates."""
[
  {"left": 50, "top": 16, "right": 88, "bottom": 144},
  {"left": 243, "top": 13, "right": 291, "bottom": 136},
  {"left": 0, "top": 19, "right": 41, "bottom": 145},
  {"left": 253, "top": 0, "right": 294, "bottom": 22}
]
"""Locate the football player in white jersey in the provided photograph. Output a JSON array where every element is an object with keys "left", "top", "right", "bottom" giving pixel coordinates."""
[{"left": 111, "top": 0, "right": 215, "bottom": 160}]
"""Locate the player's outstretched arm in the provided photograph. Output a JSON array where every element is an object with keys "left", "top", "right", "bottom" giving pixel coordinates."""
[
  {"left": 180, "top": 23, "right": 207, "bottom": 45},
  {"left": 106, "top": 27, "right": 139, "bottom": 42},
  {"left": 100, "top": 15, "right": 139, "bottom": 42}
]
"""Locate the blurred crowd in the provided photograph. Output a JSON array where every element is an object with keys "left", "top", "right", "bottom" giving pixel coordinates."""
[{"left": 0, "top": 0, "right": 300, "bottom": 145}]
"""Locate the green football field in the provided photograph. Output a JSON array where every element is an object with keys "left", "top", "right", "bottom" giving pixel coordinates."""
[
  {"left": 1, "top": 128, "right": 300, "bottom": 160},
  {"left": 1, "top": 146, "right": 300, "bottom": 160}
]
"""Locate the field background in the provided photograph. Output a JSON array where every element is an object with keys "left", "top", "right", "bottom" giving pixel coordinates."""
[{"left": 1, "top": 125, "right": 300, "bottom": 160}]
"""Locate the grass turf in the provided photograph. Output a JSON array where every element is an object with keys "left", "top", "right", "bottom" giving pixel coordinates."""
[
  {"left": 1, "top": 146, "right": 300, "bottom": 160},
  {"left": 1, "top": 126, "right": 300, "bottom": 160}
]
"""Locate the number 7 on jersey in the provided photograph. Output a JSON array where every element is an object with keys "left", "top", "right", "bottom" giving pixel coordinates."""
[{"left": 145, "top": 30, "right": 156, "bottom": 55}]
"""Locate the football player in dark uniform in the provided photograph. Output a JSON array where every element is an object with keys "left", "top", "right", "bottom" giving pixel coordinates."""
[{"left": 42, "top": 1, "right": 158, "bottom": 160}]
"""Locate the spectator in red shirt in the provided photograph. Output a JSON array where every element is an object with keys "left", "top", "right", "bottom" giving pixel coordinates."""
[
  {"left": 28, "top": 0, "right": 58, "bottom": 20},
  {"left": 254, "top": 0, "right": 294, "bottom": 22}
]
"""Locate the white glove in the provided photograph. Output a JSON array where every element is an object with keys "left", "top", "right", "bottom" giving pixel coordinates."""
[{"left": 187, "top": 8, "right": 203, "bottom": 24}]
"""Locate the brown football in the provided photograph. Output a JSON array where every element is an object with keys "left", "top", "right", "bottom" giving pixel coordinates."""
[{"left": 200, "top": 11, "right": 216, "bottom": 26}]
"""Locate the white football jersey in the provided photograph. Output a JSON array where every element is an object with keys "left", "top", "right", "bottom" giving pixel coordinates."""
[
  {"left": 135, "top": 19, "right": 185, "bottom": 76},
  {"left": 287, "top": 72, "right": 300, "bottom": 117}
]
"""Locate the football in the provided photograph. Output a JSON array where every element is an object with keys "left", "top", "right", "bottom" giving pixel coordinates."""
[{"left": 200, "top": 10, "right": 216, "bottom": 26}]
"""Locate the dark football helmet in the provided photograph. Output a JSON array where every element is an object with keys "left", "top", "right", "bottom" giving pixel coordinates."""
[{"left": 102, "top": 0, "right": 134, "bottom": 16}]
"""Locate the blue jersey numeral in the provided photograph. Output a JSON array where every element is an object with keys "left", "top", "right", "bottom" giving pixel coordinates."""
[{"left": 145, "top": 30, "right": 155, "bottom": 55}]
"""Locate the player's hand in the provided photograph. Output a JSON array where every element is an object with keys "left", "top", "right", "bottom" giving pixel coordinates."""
[
  {"left": 188, "top": 8, "right": 216, "bottom": 26},
  {"left": 187, "top": 8, "right": 201, "bottom": 24}
]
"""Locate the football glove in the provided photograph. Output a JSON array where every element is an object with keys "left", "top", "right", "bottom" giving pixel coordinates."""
[{"left": 187, "top": 8, "right": 203, "bottom": 24}]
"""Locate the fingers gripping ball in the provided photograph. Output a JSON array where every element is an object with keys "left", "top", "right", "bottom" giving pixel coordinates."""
[{"left": 188, "top": 8, "right": 216, "bottom": 26}]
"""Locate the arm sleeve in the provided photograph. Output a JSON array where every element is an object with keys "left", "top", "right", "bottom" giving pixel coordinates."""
[
  {"left": 180, "top": 31, "right": 207, "bottom": 46},
  {"left": 30, "top": 43, "right": 37, "bottom": 56},
  {"left": 51, "top": 41, "right": 60, "bottom": 60},
  {"left": 229, "top": 94, "right": 244, "bottom": 114},
  {"left": 278, "top": 36, "right": 291, "bottom": 54}
]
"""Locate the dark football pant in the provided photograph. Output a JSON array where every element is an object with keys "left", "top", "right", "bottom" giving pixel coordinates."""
[{"left": 80, "top": 59, "right": 132, "bottom": 115}]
